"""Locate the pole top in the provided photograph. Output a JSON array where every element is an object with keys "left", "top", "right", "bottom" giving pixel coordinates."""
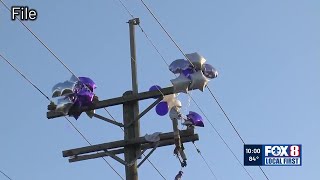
[{"left": 127, "top": 18, "right": 140, "bottom": 25}]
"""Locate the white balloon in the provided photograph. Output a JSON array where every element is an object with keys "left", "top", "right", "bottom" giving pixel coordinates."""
[
  {"left": 189, "top": 71, "right": 209, "bottom": 92},
  {"left": 170, "top": 74, "right": 191, "bottom": 94},
  {"left": 168, "top": 99, "right": 182, "bottom": 110},
  {"left": 186, "top": 52, "right": 206, "bottom": 70},
  {"left": 163, "top": 94, "right": 176, "bottom": 103}
]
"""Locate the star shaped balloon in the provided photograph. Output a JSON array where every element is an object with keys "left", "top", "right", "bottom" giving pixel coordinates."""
[
  {"left": 169, "top": 52, "right": 218, "bottom": 93},
  {"left": 52, "top": 75, "right": 96, "bottom": 119}
]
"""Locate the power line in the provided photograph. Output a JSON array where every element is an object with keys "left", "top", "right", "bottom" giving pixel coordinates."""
[
  {"left": 117, "top": 1, "right": 220, "bottom": 179},
  {"left": 1, "top": 1, "right": 166, "bottom": 177},
  {"left": 118, "top": 0, "right": 246, "bottom": 178},
  {"left": 192, "top": 142, "right": 218, "bottom": 180},
  {"left": 1, "top": 1, "right": 167, "bottom": 177},
  {"left": 207, "top": 88, "right": 269, "bottom": 179},
  {"left": 0, "top": 54, "right": 51, "bottom": 101},
  {"left": 118, "top": 0, "right": 252, "bottom": 179},
  {"left": 189, "top": 96, "right": 253, "bottom": 180},
  {"left": 138, "top": 1, "right": 270, "bottom": 179},
  {"left": 0, "top": 53, "right": 124, "bottom": 180},
  {"left": 0, "top": 0, "right": 118, "bottom": 122},
  {"left": 0, "top": 170, "right": 12, "bottom": 180},
  {"left": 0, "top": 0, "right": 76, "bottom": 77}
]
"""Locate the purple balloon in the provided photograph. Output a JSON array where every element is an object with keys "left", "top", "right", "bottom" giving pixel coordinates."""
[
  {"left": 202, "top": 64, "right": 218, "bottom": 79},
  {"left": 182, "top": 68, "right": 194, "bottom": 79},
  {"left": 149, "top": 85, "right": 162, "bottom": 99},
  {"left": 187, "top": 111, "right": 204, "bottom": 127},
  {"left": 79, "top": 77, "right": 96, "bottom": 92},
  {"left": 169, "top": 59, "right": 191, "bottom": 74},
  {"left": 155, "top": 101, "right": 169, "bottom": 116}
]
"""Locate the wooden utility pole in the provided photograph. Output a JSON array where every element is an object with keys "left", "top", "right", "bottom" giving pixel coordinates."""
[
  {"left": 124, "top": 18, "right": 140, "bottom": 180},
  {"left": 47, "top": 18, "right": 199, "bottom": 180}
]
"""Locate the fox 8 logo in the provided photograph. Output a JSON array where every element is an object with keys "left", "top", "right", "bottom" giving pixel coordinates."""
[{"left": 265, "top": 145, "right": 300, "bottom": 157}]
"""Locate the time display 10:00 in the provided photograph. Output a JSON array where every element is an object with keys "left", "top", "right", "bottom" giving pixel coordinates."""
[{"left": 245, "top": 148, "right": 261, "bottom": 154}]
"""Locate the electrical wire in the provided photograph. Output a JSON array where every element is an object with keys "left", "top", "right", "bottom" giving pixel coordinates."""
[
  {"left": 138, "top": 1, "right": 270, "bottom": 179},
  {"left": 117, "top": 1, "right": 219, "bottom": 179},
  {"left": 0, "top": 0, "right": 120, "bottom": 126},
  {"left": 207, "top": 88, "right": 270, "bottom": 179},
  {"left": 0, "top": 1, "right": 166, "bottom": 178},
  {"left": 0, "top": 53, "right": 124, "bottom": 180},
  {"left": 0, "top": 170, "right": 12, "bottom": 180},
  {"left": 192, "top": 142, "right": 218, "bottom": 180},
  {"left": 118, "top": 0, "right": 252, "bottom": 179}
]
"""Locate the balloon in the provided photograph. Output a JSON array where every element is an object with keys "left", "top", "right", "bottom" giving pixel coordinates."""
[
  {"left": 170, "top": 74, "right": 191, "bottom": 94},
  {"left": 52, "top": 80, "right": 77, "bottom": 98},
  {"left": 79, "top": 77, "right": 96, "bottom": 91},
  {"left": 187, "top": 111, "right": 204, "bottom": 127},
  {"left": 155, "top": 101, "right": 169, "bottom": 116},
  {"left": 168, "top": 99, "right": 182, "bottom": 110},
  {"left": 52, "top": 75, "right": 97, "bottom": 119},
  {"left": 163, "top": 94, "right": 176, "bottom": 103},
  {"left": 149, "top": 85, "right": 162, "bottom": 99},
  {"left": 181, "top": 68, "right": 194, "bottom": 79},
  {"left": 186, "top": 52, "right": 206, "bottom": 70},
  {"left": 74, "top": 89, "right": 94, "bottom": 107},
  {"left": 189, "top": 71, "right": 209, "bottom": 92},
  {"left": 202, "top": 64, "right": 218, "bottom": 79},
  {"left": 56, "top": 97, "right": 74, "bottom": 115},
  {"left": 169, "top": 59, "right": 190, "bottom": 74}
]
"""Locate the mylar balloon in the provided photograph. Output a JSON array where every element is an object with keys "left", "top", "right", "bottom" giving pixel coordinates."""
[
  {"left": 181, "top": 68, "right": 194, "bottom": 79},
  {"left": 169, "top": 59, "right": 190, "bottom": 74},
  {"left": 202, "top": 64, "right": 218, "bottom": 79},
  {"left": 155, "top": 101, "right": 169, "bottom": 116},
  {"left": 170, "top": 74, "right": 191, "bottom": 94},
  {"left": 79, "top": 77, "right": 96, "bottom": 91},
  {"left": 187, "top": 111, "right": 204, "bottom": 127},
  {"left": 186, "top": 52, "right": 206, "bottom": 70},
  {"left": 52, "top": 75, "right": 97, "bottom": 119},
  {"left": 189, "top": 71, "right": 209, "bottom": 92},
  {"left": 56, "top": 97, "right": 74, "bottom": 115}
]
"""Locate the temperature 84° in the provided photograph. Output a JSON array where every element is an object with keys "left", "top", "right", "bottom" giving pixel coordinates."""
[{"left": 249, "top": 156, "right": 259, "bottom": 161}]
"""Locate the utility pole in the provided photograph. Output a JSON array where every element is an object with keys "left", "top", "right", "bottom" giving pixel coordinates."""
[
  {"left": 124, "top": 18, "right": 140, "bottom": 180},
  {"left": 47, "top": 18, "right": 199, "bottom": 180}
]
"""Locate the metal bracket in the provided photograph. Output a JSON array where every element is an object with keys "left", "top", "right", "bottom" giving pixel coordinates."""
[
  {"left": 138, "top": 142, "right": 160, "bottom": 168},
  {"left": 93, "top": 113, "right": 124, "bottom": 127},
  {"left": 125, "top": 97, "right": 163, "bottom": 128}
]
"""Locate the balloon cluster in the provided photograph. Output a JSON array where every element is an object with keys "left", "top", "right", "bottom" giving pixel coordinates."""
[
  {"left": 52, "top": 75, "right": 96, "bottom": 119},
  {"left": 169, "top": 52, "right": 218, "bottom": 93},
  {"left": 149, "top": 86, "right": 205, "bottom": 127},
  {"left": 149, "top": 85, "right": 182, "bottom": 116}
]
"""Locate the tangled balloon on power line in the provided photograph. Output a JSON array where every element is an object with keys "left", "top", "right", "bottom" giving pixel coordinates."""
[{"left": 51, "top": 75, "right": 96, "bottom": 119}]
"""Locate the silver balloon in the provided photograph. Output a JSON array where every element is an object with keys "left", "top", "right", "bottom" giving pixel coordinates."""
[
  {"left": 170, "top": 74, "right": 191, "bottom": 94},
  {"left": 169, "top": 59, "right": 191, "bottom": 74},
  {"left": 189, "top": 71, "right": 209, "bottom": 92},
  {"left": 169, "top": 106, "right": 182, "bottom": 121},
  {"left": 186, "top": 52, "right": 206, "bottom": 70},
  {"left": 56, "top": 97, "right": 74, "bottom": 115},
  {"left": 52, "top": 80, "right": 76, "bottom": 98},
  {"left": 69, "top": 75, "right": 78, "bottom": 83},
  {"left": 168, "top": 99, "right": 182, "bottom": 110},
  {"left": 202, "top": 64, "right": 218, "bottom": 79}
]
